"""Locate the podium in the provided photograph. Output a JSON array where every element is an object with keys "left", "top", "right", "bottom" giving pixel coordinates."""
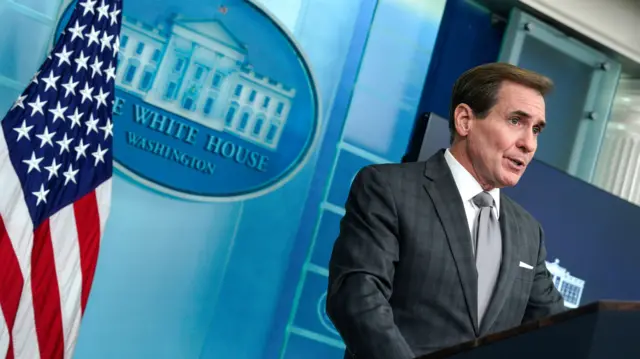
[{"left": 418, "top": 301, "right": 640, "bottom": 359}]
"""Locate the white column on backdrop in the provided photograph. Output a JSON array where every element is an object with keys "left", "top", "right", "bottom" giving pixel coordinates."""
[{"left": 593, "top": 79, "right": 640, "bottom": 204}]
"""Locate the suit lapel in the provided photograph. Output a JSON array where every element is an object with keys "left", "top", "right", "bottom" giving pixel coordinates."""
[
  {"left": 479, "top": 195, "right": 519, "bottom": 334},
  {"left": 423, "top": 151, "right": 479, "bottom": 336}
]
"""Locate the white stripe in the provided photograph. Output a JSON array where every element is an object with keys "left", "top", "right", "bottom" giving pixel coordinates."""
[
  {"left": 49, "top": 205, "right": 82, "bottom": 359},
  {"left": 0, "top": 309, "right": 9, "bottom": 358},
  {"left": 0, "top": 128, "right": 34, "bottom": 297},
  {"left": 12, "top": 284, "right": 40, "bottom": 359},
  {"left": 0, "top": 126, "right": 40, "bottom": 358},
  {"left": 95, "top": 178, "right": 112, "bottom": 234}
]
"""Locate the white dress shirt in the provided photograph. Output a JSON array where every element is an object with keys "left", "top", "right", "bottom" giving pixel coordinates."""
[{"left": 443, "top": 149, "right": 500, "bottom": 251}]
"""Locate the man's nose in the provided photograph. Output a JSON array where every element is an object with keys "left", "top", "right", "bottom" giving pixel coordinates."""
[{"left": 518, "top": 131, "right": 537, "bottom": 153}]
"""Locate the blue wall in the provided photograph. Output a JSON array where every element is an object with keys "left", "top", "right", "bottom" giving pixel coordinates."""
[
  {"left": 269, "top": 1, "right": 448, "bottom": 357},
  {"left": 417, "top": 0, "right": 505, "bottom": 120},
  {"left": 0, "top": 0, "right": 449, "bottom": 357}
]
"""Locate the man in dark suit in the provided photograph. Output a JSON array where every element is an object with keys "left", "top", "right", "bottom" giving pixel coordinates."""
[{"left": 326, "top": 63, "right": 565, "bottom": 359}]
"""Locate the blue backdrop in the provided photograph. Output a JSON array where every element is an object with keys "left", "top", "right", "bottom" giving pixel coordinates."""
[{"left": 0, "top": 0, "right": 448, "bottom": 358}]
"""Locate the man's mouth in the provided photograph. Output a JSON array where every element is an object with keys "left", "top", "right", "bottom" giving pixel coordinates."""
[{"left": 506, "top": 157, "right": 526, "bottom": 168}]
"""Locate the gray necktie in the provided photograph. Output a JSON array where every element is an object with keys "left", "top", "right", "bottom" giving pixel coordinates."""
[{"left": 472, "top": 192, "right": 502, "bottom": 325}]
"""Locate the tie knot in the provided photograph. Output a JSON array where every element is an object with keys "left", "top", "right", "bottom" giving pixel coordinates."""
[{"left": 473, "top": 192, "right": 494, "bottom": 208}]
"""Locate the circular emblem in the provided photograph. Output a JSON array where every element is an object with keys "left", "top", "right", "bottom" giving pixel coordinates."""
[{"left": 55, "top": 0, "right": 321, "bottom": 201}]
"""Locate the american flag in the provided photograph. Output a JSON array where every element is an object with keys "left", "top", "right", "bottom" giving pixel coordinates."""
[{"left": 0, "top": 0, "right": 121, "bottom": 358}]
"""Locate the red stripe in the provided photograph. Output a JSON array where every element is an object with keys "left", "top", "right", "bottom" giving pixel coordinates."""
[
  {"left": 31, "top": 219, "right": 64, "bottom": 359},
  {"left": 0, "top": 216, "right": 23, "bottom": 359},
  {"left": 74, "top": 191, "right": 101, "bottom": 314}
]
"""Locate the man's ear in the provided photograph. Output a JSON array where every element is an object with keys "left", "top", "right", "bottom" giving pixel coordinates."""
[{"left": 453, "top": 104, "right": 474, "bottom": 138}]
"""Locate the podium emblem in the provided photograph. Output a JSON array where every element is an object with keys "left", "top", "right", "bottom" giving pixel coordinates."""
[{"left": 546, "top": 258, "right": 585, "bottom": 308}]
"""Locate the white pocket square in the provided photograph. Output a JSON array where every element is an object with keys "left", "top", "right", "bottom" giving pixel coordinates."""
[{"left": 519, "top": 261, "right": 533, "bottom": 270}]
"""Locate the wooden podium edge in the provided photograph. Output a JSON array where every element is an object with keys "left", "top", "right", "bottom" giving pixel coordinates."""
[{"left": 422, "top": 300, "right": 640, "bottom": 359}]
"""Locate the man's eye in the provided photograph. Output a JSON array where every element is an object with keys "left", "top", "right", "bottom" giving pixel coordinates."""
[
  {"left": 533, "top": 126, "right": 541, "bottom": 134},
  {"left": 509, "top": 117, "right": 520, "bottom": 125}
]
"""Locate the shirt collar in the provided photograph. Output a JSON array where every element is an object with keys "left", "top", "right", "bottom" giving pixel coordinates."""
[{"left": 443, "top": 149, "right": 500, "bottom": 217}]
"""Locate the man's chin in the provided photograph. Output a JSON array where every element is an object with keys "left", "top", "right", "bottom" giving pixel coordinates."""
[{"left": 499, "top": 173, "right": 522, "bottom": 188}]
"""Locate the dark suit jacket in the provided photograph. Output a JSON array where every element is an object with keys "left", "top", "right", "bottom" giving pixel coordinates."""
[{"left": 326, "top": 150, "right": 565, "bottom": 359}]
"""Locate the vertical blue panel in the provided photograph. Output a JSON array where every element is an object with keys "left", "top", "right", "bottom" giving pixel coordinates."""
[
  {"left": 342, "top": 0, "right": 446, "bottom": 160},
  {"left": 263, "top": 1, "right": 378, "bottom": 357},
  {"left": 416, "top": 0, "right": 505, "bottom": 121},
  {"left": 276, "top": 1, "right": 447, "bottom": 358},
  {"left": 326, "top": 150, "right": 375, "bottom": 207},
  {"left": 310, "top": 210, "right": 342, "bottom": 268}
]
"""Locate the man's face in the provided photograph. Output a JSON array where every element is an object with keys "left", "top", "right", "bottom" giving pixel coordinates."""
[{"left": 463, "top": 81, "right": 546, "bottom": 189}]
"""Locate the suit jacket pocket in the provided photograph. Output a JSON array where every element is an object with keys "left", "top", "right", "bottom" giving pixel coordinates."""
[{"left": 515, "top": 266, "right": 534, "bottom": 282}]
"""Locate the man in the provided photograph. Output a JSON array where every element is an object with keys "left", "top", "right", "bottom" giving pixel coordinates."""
[{"left": 326, "top": 62, "right": 565, "bottom": 359}]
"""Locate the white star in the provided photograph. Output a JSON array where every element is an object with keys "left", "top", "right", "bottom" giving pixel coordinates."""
[
  {"left": 100, "top": 31, "right": 113, "bottom": 52},
  {"left": 74, "top": 138, "right": 90, "bottom": 160},
  {"left": 13, "top": 120, "right": 33, "bottom": 142},
  {"left": 79, "top": 83, "right": 94, "bottom": 104},
  {"left": 104, "top": 63, "right": 116, "bottom": 82},
  {"left": 68, "top": 20, "right": 86, "bottom": 42},
  {"left": 56, "top": 133, "right": 74, "bottom": 155},
  {"left": 42, "top": 71, "right": 60, "bottom": 92},
  {"left": 44, "top": 158, "right": 62, "bottom": 181},
  {"left": 86, "top": 26, "right": 101, "bottom": 47},
  {"left": 91, "top": 144, "right": 108, "bottom": 166},
  {"left": 31, "top": 70, "right": 40, "bottom": 85},
  {"left": 48, "top": 102, "right": 68, "bottom": 123},
  {"left": 61, "top": 76, "right": 79, "bottom": 98},
  {"left": 22, "top": 152, "right": 44, "bottom": 173},
  {"left": 32, "top": 184, "right": 50, "bottom": 206},
  {"left": 54, "top": 45, "right": 73, "bottom": 67},
  {"left": 99, "top": 119, "right": 113, "bottom": 140},
  {"left": 11, "top": 95, "right": 27, "bottom": 110},
  {"left": 67, "top": 108, "right": 83, "bottom": 129},
  {"left": 112, "top": 36, "right": 120, "bottom": 56},
  {"left": 63, "top": 164, "right": 79, "bottom": 185},
  {"left": 35, "top": 126, "right": 56, "bottom": 148},
  {"left": 109, "top": 6, "right": 121, "bottom": 26},
  {"left": 79, "top": 0, "right": 97, "bottom": 16},
  {"left": 74, "top": 51, "right": 90, "bottom": 72},
  {"left": 94, "top": 88, "right": 109, "bottom": 109},
  {"left": 27, "top": 96, "right": 47, "bottom": 116},
  {"left": 85, "top": 114, "right": 99, "bottom": 135},
  {"left": 97, "top": 1, "right": 110, "bottom": 21},
  {"left": 89, "top": 57, "right": 103, "bottom": 78}
]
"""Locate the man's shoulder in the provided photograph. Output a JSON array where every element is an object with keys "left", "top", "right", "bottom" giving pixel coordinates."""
[
  {"left": 360, "top": 161, "right": 426, "bottom": 178},
  {"left": 352, "top": 162, "right": 427, "bottom": 196},
  {"left": 501, "top": 193, "right": 541, "bottom": 229}
]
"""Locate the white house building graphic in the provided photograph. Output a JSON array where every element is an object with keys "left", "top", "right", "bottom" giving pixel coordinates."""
[
  {"left": 115, "top": 14, "right": 296, "bottom": 150},
  {"left": 545, "top": 259, "right": 585, "bottom": 309}
]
